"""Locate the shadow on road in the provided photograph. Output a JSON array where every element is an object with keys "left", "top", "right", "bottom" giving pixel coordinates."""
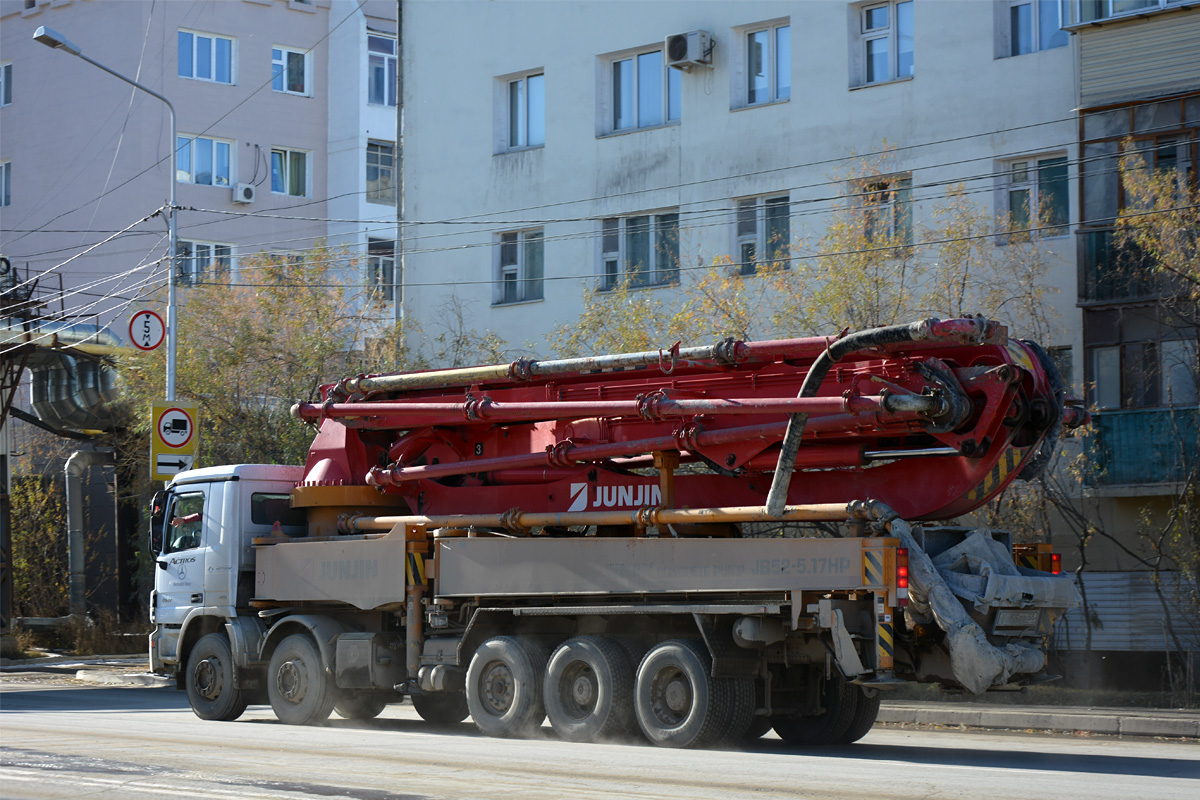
[
  {"left": 747, "top": 738, "right": 1200, "bottom": 779},
  {"left": 0, "top": 684, "right": 189, "bottom": 713}
]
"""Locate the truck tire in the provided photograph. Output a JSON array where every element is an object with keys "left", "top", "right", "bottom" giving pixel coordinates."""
[
  {"left": 268, "top": 633, "right": 337, "bottom": 726},
  {"left": 412, "top": 691, "right": 470, "bottom": 725},
  {"left": 835, "top": 687, "right": 881, "bottom": 744},
  {"left": 334, "top": 693, "right": 389, "bottom": 720},
  {"left": 719, "top": 677, "right": 757, "bottom": 743},
  {"left": 772, "top": 673, "right": 858, "bottom": 746},
  {"left": 544, "top": 636, "right": 635, "bottom": 743},
  {"left": 186, "top": 633, "right": 248, "bottom": 721},
  {"left": 634, "top": 639, "right": 735, "bottom": 749},
  {"left": 466, "top": 636, "right": 547, "bottom": 738}
]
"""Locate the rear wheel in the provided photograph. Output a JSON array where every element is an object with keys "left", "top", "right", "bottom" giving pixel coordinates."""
[
  {"left": 334, "top": 693, "right": 388, "bottom": 720},
  {"left": 544, "top": 636, "right": 635, "bottom": 743},
  {"left": 772, "top": 672, "right": 858, "bottom": 746},
  {"left": 412, "top": 691, "right": 470, "bottom": 724},
  {"left": 268, "top": 633, "right": 337, "bottom": 726},
  {"left": 466, "top": 636, "right": 547, "bottom": 738},
  {"left": 835, "top": 686, "right": 881, "bottom": 744},
  {"left": 186, "top": 633, "right": 248, "bottom": 722},
  {"left": 634, "top": 639, "right": 741, "bottom": 749}
]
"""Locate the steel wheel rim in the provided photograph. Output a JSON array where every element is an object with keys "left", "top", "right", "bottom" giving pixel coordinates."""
[
  {"left": 276, "top": 658, "right": 308, "bottom": 704},
  {"left": 193, "top": 655, "right": 223, "bottom": 701},
  {"left": 648, "top": 666, "right": 691, "bottom": 728},
  {"left": 559, "top": 660, "right": 598, "bottom": 721},
  {"left": 480, "top": 660, "right": 515, "bottom": 715}
]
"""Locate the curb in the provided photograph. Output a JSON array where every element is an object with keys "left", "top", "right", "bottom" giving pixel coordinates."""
[
  {"left": 75, "top": 670, "right": 173, "bottom": 688},
  {"left": 878, "top": 701, "right": 1200, "bottom": 739}
]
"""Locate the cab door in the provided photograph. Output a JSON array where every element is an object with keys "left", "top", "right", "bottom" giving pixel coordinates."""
[{"left": 154, "top": 487, "right": 210, "bottom": 641}]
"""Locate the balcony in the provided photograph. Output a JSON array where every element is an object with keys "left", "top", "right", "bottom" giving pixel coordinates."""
[{"left": 1084, "top": 407, "right": 1199, "bottom": 490}]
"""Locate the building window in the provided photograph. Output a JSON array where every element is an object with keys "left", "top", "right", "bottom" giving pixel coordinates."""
[
  {"left": 1003, "top": 0, "right": 1069, "bottom": 56},
  {"left": 856, "top": 1, "right": 914, "bottom": 85},
  {"left": 368, "top": 35, "right": 397, "bottom": 106},
  {"left": 508, "top": 73, "right": 545, "bottom": 149},
  {"left": 176, "top": 241, "right": 232, "bottom": 285},
  {"left": 734, "top": 196, "right": 790, "bottom": 276},
  {"left": 608, "top": 48, "right": 680, "bottom": 133},
  {"left": 599, "top": 212, "right": 680, "bottom": 290},
  {"left": 368, "top": 239, "right": 395, "bottom": 302},
  {"left": 272, "top": 46, "right": 309, "bottom": 95},
  {"left": 1070, "top": 0, "right": 1184, "bottom": 24},
  {"left": 0, "top": 161, "right": 10, "bottom": 207},
  {"left": 271, "top": 148, "right": 308, "bottom": 197},
  {"left": 1002, "top": 155, "right": 1069, "bottom": 238},
  {"left": 178, "top": 30, "right": 234, "bottom": 84},
  {"left": 176, "top": 135, "right": 232, "bottom": 186},
  {"left": 1085, "top": 306, "right": 1198, "bottom": 409},
  {"left": 747, "top": 22, "right": 790, "bottom": 105},
  {"left": 1, "top": 62, "right": 11, "bottom": 106},
  {"left": 859, "top": 175, "right": 913, "bottom": 245},
  {"left": 495, "top": 229, "right": 544, "bottom": 305},
  {"left": 366, "top": 141, "right": 396, "bottom": 204}
]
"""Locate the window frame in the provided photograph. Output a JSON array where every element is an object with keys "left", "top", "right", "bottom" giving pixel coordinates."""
[
  {"left": 175, "top": 134, "right": 234, "bottom": 187},
  {"left": 1084, "top": 305, "right": 1199, "bottom": 409},
  {"left": 733, "top": 195, "right": 791, "bottom": 276},
  {"left": 600, "top": 45, "right": 681, "bottom": 135},
  {"left": 176, "top": 240, "right": 233, "bottom": 286},
  {"left": 367, "top": 238, "right": 396, "bottom": 303},
  {"left": 598, "top": 211, "right": 681, "bottom": 291},
  {"left": 367, "top": 34, "right": 397, "bottom": 106},
  {"left": 177, "top": 29, "right": 235, "bottom": 85},
  {"left": 0, "top": 161, "right": 10, "bottom": 208},
  {"left": 852, "top": 0, "right": 914, "bottom": 87},
  {"left": 1, "top": 62, "right": 12, "bottom": 107},
  {"left": 1000, "top": 0, "right": 1069, "bottom": 57},
  {"left": 366, "top": 140, "right": 396, "bottom": 204},
  {"left": 739, "top": 20, "right": 791, "bottom": 108},
  {"left": 857, "top": 174, "right": 913, "bottom": 246},
  {"left": 999, "top": 153, "right": 1070, "bottom": 241},
  {"left": 271, "top": 45, "right": 311, "bottom": 97},
  {"left": 1068, "top": 0, "right": 1197, "bottom": 24},
  {"left": 270, "top": 147, "right": 309, "bottom": 197},
  {"left": 506, "top": 72, "right": 545, "bottom": 150},
  {"left": 494, "top": 228, "right": 545, "bottom": 305}
]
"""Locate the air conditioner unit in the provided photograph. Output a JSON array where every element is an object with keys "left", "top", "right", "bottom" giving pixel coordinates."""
[
  {"left": 665, "top": 30, "right": 714, "bottom": 71},
  {"left": 233, "top": 183, "right": 256, "bottom": 204}
]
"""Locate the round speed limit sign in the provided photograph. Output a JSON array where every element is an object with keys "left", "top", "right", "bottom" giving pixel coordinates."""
[{"left": 129, "top": 310, "right": 166, "bottom": 351}]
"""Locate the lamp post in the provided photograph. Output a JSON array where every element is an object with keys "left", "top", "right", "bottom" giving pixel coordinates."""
[{"left": 34, "top": 26, "right": 179, "bottom": 401}]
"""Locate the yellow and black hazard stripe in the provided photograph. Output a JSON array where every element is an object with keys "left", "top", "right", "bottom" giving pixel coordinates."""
[
  {"left": 863, "top": 549, "right": 884, "bottom": 587},
  {"left": 967, "top": 445, "right": 1024, "bottom": 504},
  {"left": 877, "top": 618, "right": 894, "bottom": 668},
  {"left": 1017, "top": 553, "right": 1040, "bottom": 570},
  {"left": 405, "top": 552, "right": 429, "bottom": 587}
]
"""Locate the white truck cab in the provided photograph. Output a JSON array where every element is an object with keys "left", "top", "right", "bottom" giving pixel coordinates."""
[{"left": 149, "top": 464, "right": 304, "bottom": 675}]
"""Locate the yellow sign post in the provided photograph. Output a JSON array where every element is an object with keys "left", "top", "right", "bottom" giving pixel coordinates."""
[{"left": 150, "top": 400, "right": 200, "bottom": 482}]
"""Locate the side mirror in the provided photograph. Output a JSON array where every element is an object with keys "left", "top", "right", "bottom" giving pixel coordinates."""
[{"left": 149, "top": 491, "right": 166, "bottom": 553}]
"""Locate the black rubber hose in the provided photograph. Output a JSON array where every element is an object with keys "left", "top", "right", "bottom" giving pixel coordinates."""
[{"left": 765, "top": 320, "right": 934, "bottom": 516}]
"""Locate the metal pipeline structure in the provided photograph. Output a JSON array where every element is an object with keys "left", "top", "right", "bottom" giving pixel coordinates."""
[{"left": 292, "top": 318, "right": 1086, "bottom": 527}]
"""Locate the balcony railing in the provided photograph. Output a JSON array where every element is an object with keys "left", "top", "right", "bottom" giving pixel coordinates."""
[{"left": 1084, "top": 407, "right": 1199, "bottom": 487}]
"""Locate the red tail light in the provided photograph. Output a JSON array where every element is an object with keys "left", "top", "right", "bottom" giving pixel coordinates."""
[
  {"left": 1051, "top": 552, "right": 1062, "bottom": 575},
  {"left": 897, "top": 547, "right": 909, "bottom": 606}
]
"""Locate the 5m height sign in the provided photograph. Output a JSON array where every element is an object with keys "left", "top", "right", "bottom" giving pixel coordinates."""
[
  {"left": 129, "top": 310, "right": 166, "bottom": 351},
  {"left": 151, "top": 400, "right": 200, "bottom": 482}
]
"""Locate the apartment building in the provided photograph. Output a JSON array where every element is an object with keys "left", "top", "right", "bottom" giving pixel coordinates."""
[{"left": 0, "top": 0, "right": 399, "bottom": 329}]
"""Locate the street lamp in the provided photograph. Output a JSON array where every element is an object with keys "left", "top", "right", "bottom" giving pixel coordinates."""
[{"left": 34, "top": 26, "right": 180, "bottom": 402}]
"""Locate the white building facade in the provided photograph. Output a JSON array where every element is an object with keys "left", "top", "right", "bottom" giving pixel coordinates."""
[
  {"left": 398, "top": 0, "right": 1081, "bottom": 361},
  {"left": 0, "top": 0, "right": 399, "bottom": 337}
]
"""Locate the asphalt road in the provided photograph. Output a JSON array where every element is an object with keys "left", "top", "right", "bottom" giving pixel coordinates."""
[{"left": 1, "top": 679, "right": 1198, "bottom": 800}]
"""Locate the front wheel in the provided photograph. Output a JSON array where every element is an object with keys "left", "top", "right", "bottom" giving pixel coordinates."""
[
  {"left": 268, "top": 633, "right": 337, "bottom": 726},
  {"left": 186, "top": 633, "right": 248, "bottom": 721}
]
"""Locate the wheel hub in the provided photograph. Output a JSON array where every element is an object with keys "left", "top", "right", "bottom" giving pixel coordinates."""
[
  {"left": 571, "top": 674, "right": 595, "bottom": 706},
  {"left": 649, "top": 666, "right": 692, "bottom": 726},
  {"left": 276, "top": 658, "right": 308, "bottom": 703},
  {"left": 193, "top": 656, "right": 222, "bottom": 700},
  {"left": 481, "top": 661, "right": 514, "bottom": 714},
  {"left": 664, "top": 679, "right": 690, "bottom": 713}
]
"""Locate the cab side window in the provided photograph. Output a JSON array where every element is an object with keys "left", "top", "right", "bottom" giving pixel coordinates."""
[{"left": 164, "top": 491, "right": 206, "bottom": 553}]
